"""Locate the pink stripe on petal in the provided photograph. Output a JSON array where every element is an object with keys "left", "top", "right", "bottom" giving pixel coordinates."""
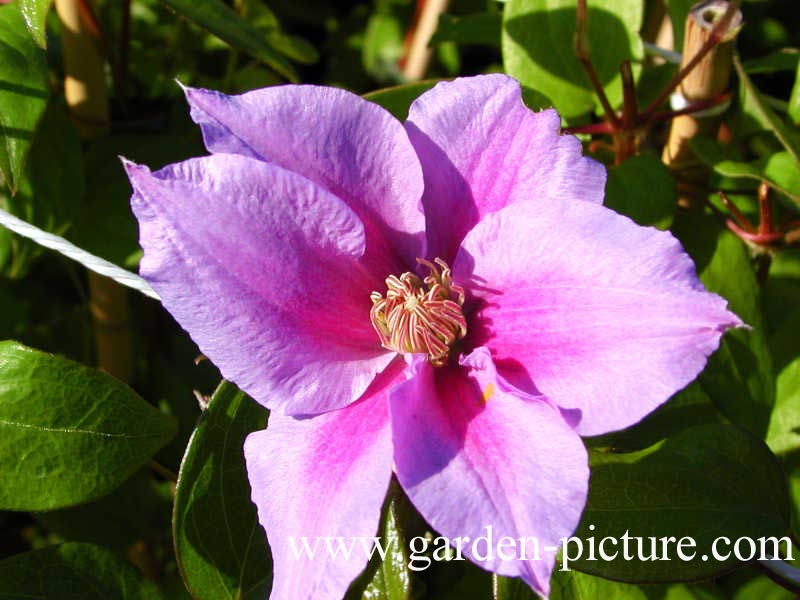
[
  {"left": 455, "top": 198, "right": 742, "bottom": 436},
  {"left": 126, "top": 154, "right": 395, "bottom": 416},
  {"left": 183, "top": 84, "right": 426, "bottom": 269},
  {"left": 390, "top": 349, "right": 588, "bottom": 597},
  {"left": 405, "top": 74, "right": 605, "bottom": 262},
  {"left": 244, "top": 362, "right": 399, "bottom": 600}
]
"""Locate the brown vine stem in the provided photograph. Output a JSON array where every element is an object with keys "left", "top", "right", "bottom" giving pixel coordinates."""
[
  {"left": 575, "top": 0, "right": 620, "bottom": 127},
  {"left": 55, "top": 0, "right": 134, "bottom": 383}
]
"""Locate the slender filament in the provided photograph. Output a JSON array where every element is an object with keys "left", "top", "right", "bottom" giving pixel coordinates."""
[{"left": 370, "top": 258, "right": 467, "bottom": 366}]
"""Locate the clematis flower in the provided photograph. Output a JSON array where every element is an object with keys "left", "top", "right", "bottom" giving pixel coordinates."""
[{"left": 125, "top": 74, "right": 740, "bottom": 599}]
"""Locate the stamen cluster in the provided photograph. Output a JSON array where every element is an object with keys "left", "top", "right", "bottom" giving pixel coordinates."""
[{"left": 370, "top": 258, "right": 467, "bottom": 366}]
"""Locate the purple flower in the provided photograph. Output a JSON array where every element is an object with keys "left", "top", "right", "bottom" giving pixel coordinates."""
[{"left": 125, "top": 75, "right": 740, "bottom": 599}]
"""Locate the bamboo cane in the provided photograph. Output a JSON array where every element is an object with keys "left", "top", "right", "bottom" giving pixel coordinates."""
[
  {"left": 661, "top": 0, "right": 743, "bottom": 209},
  {"left": 56, "top": 0, "right": 134, "bottom": 383}
]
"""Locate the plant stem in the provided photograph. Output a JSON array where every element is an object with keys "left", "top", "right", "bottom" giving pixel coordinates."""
[{"left": 575, "top": 0, "right": 620, "bottom": 127}]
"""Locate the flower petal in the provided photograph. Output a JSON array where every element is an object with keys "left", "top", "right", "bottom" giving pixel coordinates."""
[
  {"left": 390, "top": 349, "right": 588, "bottom": 596},
  {"left": 455, "top": 198, "right": 742, "bottom": 436},
  {"left": 183, "top": 84, "right": 426, "bottom": 266},
  {"left": 405, "top": 74, "right": 605, "bottom": 262},
  {"left": 126, "top": 153, "right": 395, "bottom": 415},
  {"left": 244, "top": 365, "right": 397, "bottom": 600}
]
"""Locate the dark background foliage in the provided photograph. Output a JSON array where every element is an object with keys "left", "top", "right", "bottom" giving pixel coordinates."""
[{"left": 1, "top": 0, "right": 799, "bottom": 598}]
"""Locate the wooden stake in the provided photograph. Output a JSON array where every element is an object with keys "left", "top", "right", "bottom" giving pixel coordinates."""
[
  {"left": 661, "top": 0, "right": 742, "bottom": 209},
  {"left": 400, "top": 0, "right": 449, "bottom": 81},
  {"left": 56, "top": 0, "right": 134, "bottom": 383},
  {"left": 54, "top": 0, "right": 109, "bottom": 138}
]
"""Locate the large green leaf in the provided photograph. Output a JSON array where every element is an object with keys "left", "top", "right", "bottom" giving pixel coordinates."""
[
  {"left": 0, "top": 341, "right": 176, "bottom": 511},
  {"left": 0, "top": 2, "right": 49, "bottom": 192},
  {"left": 570, "top": 424, "right": 791, "bottom": 582},
  {"left": 605, "top": 153, "right": 676, "bottom": 229},
  {"left": 363, "top": 81, "right": 439, "bottom": 120},
  {"left": 173, "top": 380, "right": 271, "bottom": 600},
  {"left": 156, "top": 0, "right": 300, "bottom": 81},
  {"left": 766, "top": 326, "right": 800, "bottom": 456},
  {"left": 0, "top": 543, "right": 162, "bottom": 599},
  {"left": 672, "top": 214, "right": 775, "bottom": 438},
  {"left": 502, "top": 0, "right": 643, "bottom": 120},
  {"left": 589, "top": 382, "right": 724, "bottom": 453},
  {"left": 551, "top": 570, "right": 647, "bottom": 600},
  {"left": 495, "top": 569, "right": 727, "bottom": 599},
  {"left": 19, "top": 0, "right": 52, "bottom": 47}
]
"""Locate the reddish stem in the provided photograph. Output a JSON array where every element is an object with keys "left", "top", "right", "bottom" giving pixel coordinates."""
[
  {"left": 575, "top": 0, "right": 620, "bottom": 127},
  {"left": 718, "top": 191, "right": 755, "bottom": 232},
  {"left": 563, "top": 121, "right": 615, "bottom": 135},
  {"left": 620, "top": 60, "right": 638, "bottom": 128},
  {"left": 646, "top": 91, "right": 732, "bottom": 124}
]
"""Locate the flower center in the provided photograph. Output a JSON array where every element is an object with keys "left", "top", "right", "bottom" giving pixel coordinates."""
[{"left": 370, "top": 258, "right": 467, "bottom": 366}]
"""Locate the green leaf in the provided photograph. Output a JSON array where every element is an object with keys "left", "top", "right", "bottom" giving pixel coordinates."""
[
  {"left": 155, "top": 0, "right": 300, "bottom": 81},
  {"left": 742, "top": 50, "right": 800, "bottom": 75},
  {"left": 734, "top": 52, "right": 800, "bottom": 165},
  {"left": 690, "top": 136, "right": 800, "bottom": 207},
  {"left": 666, "top": 0, "right": 694, "bottom": 53},
  {"left": 497, "top": 563, "right": 727, "bottom": 599},
  {"left": 672, "top": 214, "right": 775, "bottom": 438},
  {"left": 363, "top": 81, "right": 439, "bottom": 120},
  {"left": 730, "top": 574, "right": 798, "bottom": 600},
  {"left": 589, "top": 382, "right": 724, "bottom": 453},
  {"left": 239, "top": 0, "right": 317, "bottom": 65},
  {"left": 173, "top": 380, "right": 271, "bottom": 600},
  {"left": 493, "top": 575, "right": 539, "bottom": 600},
  {"left": 355, "top": 487, "right": 412, "bottom": 600},
  {"left": 0, "top": 543, "right": 162, "bottom": 599},
  {"left": 363, "top": 12, "right": 404, "bottom": 82},
  {"left": 431, "top": 13, "right": 502, "bottom": 47},
  {"left": 550, "top": 570, "right": 648, "bottom": 600},
  {"left": 0, "top": 341, "right": 176, "bottom": 511},
  {"left": 605, "top": 153, "right": 676, "bottom": 229},
  {"left": 571, "top": 424, "right": 791, "bottom": 582},
  {"left": 502, "top": 0, "right": 643, "bottom": 120},
  {"left": 790, "top": 59, "right": 800, "bottom": 125},
  {"left": 0, "top": 101, "right": 84, "bottom": 278},
  {"left": 19, "top": 0, "right": 52, "bottom": 48},
  {"left": 0, "top": 2, "right": 49, "bottom": 192},
  {"left": 766, "top": 353, "right": 800, "bottom": 456}
]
